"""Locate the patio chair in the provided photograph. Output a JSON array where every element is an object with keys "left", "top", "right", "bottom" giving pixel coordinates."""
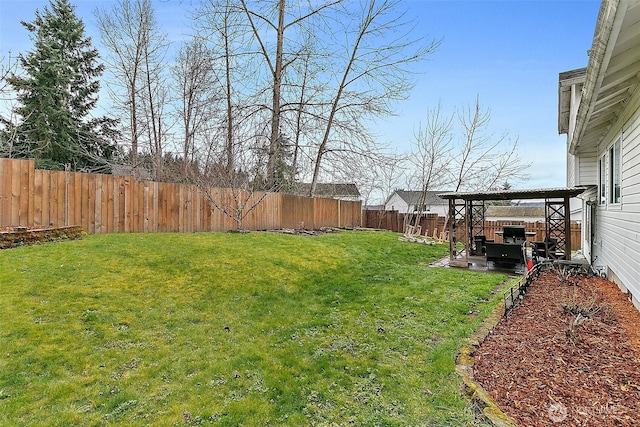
[{"left": 531, "top": 238, "right": 557, "bottom": 259}]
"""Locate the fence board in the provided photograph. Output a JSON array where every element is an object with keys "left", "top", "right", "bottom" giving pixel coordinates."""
[
  {"left": 33, "top": 170, "right": 42, "bottom": 227},
  {"left": 152, "top": 181, "right": 159, "bottom": 233},
  {"left": 178, "top": 185, "right": 185, "bottom": 232},
  {"left": 10, "top": 160, "right": 20, "bottom": 226},
  {"left": 95, "top": 174, "right": 103, "bottom": 233},
  {"left": 48, "top": 172, "right": 57, "bottom": 227},
  {"left": 0, "top": 159, "right": 8, "bottom": 225},
  {"left": 64, "top": 172, "right": 70, "bottom": 227},
  {"left": 105, "top": 176, "right": 114, "bottom": 233},
  {"left": 0, "top": 160, "right": 4, "bottom": 222},
  {"left": 55, "top": 171, "right": 65, "bottom": 227},
  {"left": 23, "top": 160, "right": 34, "bottom": 226},
  {"left": 88, "top": 174, "right": 97, "bottom": 233},
  {"left": 100, "top": 175, "right": 108, "bottom": 233}
]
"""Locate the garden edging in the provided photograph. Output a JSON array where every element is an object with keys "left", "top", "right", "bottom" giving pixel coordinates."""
[{"left": 455, "top": 292, "right": 517, "bottom": 427}]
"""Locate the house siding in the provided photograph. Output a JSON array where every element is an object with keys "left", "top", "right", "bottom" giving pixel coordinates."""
[
  {"left": 383, "top": 191, "right": 448, "bottom": 215},
  {"left": 567, "top": 152, "right": 577, "bottom": 187},
  {"left": 385, "top": 193, "right": 408, "bottom": 213},
  {"left": 567, "top": 143, "right": 597, "bottom": 188},
  {"left": 589, "top": 89, "right": 640, "bottom": 306},
  {"left": 577, "top": 150, "right": 598, "bottom": 186}
]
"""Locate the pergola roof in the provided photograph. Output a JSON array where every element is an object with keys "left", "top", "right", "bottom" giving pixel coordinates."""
[{"left": 437, "top": 187, "right": 587, "bottom": 201}]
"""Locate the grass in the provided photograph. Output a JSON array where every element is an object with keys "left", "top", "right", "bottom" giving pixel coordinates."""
[{"left": 0, "top": 231, "right": 507, "bottom": 426}]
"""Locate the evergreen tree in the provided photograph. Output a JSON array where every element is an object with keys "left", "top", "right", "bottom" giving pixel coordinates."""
[{"left": 5, "top": 0, "right": 119, "bottom": 171}]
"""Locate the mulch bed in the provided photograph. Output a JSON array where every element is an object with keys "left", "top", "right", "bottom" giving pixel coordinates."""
[{"left": 474, "top": 270, "right": 640, "bottom": 426}]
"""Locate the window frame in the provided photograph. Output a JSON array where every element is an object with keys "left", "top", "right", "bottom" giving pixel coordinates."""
[
  {"left": 609, "top": 137, "right": 621, "bottom": 205},
  {"left": 598, "top": 154, "right": 606, "bottom": 205}
]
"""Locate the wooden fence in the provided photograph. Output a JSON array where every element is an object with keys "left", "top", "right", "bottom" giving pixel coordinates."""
[
  {"left": 364, "top": 209, "right": 582, "bottom": 249},
  {"left": 0, "top": 158, "right": 361, "bottom": 234},
  {"left": 363, "top": 210, "right": 444, "bottom": 235}
]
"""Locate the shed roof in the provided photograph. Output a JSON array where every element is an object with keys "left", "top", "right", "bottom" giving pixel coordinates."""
[{"left": 437, "top": 187, "right": 587, "bottom": 201}]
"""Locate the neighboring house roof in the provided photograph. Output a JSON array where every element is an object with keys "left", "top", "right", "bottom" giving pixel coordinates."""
[
  {"left": 386, "top": 190, "right": 449, "bottom": 206},
  {"left": 364, "top": 204, "right": 384, "bottom": 210},
  {"left": 292, "top": 183, "right": 361, "bottom": 198},
  {"left": 560, "top": 0, "right": 640, "bottom": 154},
  {"left": 485, "top": 206, "right": 545, "bottom": 219}
]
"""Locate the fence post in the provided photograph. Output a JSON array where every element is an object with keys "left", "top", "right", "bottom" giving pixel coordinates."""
[{"left": 64, "top": 171, "right": 69, "bottom": 227}]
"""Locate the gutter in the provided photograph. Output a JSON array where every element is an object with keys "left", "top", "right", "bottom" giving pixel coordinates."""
[{"left": 570, "top": 0, "right": 621, "bottom": 155}]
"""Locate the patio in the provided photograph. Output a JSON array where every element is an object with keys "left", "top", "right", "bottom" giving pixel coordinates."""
[{"left": 437, "top": 187, "right": 587, "bottom": 270}]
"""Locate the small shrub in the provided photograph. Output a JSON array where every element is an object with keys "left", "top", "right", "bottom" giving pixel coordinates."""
[{"left": 565, "top": 313, "right": 589, "bottom": 343}]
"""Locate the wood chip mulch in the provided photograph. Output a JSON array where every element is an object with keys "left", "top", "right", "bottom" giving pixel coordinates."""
[{"left": 473, "top": 270, "right": 640, "bottom": 426}]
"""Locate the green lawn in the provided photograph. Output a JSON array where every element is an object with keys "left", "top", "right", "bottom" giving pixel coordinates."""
[{"left": 0, "top": 231, "right": 506, "bottom": 426}]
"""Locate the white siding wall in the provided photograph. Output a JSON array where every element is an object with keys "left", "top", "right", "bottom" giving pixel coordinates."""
[
  {"left": 384, "top": 194, "right": 409, "bottom": 213},
  {"left": 577, "top": 150, "right": 598, "bottom": 186},
  {"left": 428, "top": 204, "right": 449, "bottom": 217},
  {"left": 567, "top": 151, "right": 577, "bottom": 187},
  {"left": 384, "top": 192, "right": 448, "bottom": 215},
  {"left": 591, "top": 90, "right": 640, "bottom": 307}
]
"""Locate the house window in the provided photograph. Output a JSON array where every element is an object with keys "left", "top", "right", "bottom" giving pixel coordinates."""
[
  {"left": 598, "top": 155, "right": 606, "bottom": 205},
  {"left": 609, "top": 138, "right": 621, "bottom": 204}
]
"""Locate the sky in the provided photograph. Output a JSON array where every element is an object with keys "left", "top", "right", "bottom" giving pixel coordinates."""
[{"left": 0, "top": 0, "right": 602, "bottom": 192}]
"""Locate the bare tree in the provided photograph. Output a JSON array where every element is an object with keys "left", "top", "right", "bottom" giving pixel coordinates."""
[
  {"left": 308, "top": 0, "right": 439, "bottom": 196},
  {"left": 194, "top": 134, "right": 274, "bottom": 231},
  {"left": 187, "top": 0, "right": 278, "bottom": 230},
  {"left": 95, "top": 0, "right": 171, "bottom": 178},
  {"left": 172, "top": 39, "right": 218, "bottom": 179},
  {"left": 406, "top": 102, "right": 453, "bottom": 229},
  {"left": 0, "top": 53, "right": 21, "bottom": 157},
  {"left": 450, "top": 95, "right": 529, "bottom": 192},
  {"left": 238, "top": 0, "right": 341, "bottom": 187},
  {"left": 357, "top": 152, "right": 406, "bottom": 228},
  {"left": 279, "top": 41, "right": 325, "bottom": 186},
  {"left": 0, "top": 53, "right": 17, "bottom": 100}
]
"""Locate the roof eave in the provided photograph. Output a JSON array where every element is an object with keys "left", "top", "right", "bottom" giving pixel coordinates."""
[
  {"left": 570, "top": 0, "right": 622, "bottom": 155},
  {"left": 558, "top": 68, "right": 587, "bottom": 135}
]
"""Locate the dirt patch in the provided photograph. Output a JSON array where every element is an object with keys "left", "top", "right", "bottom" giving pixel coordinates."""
[
  {"left": 473, "top": 271, "right": 640, "bottom": 426},
  {"left": 267, "top": 227, "right": 342, "bottom": 236}
]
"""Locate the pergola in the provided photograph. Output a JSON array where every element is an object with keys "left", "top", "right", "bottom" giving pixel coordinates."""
[{"left": 437, "top": 187, "right": 587, "bottom": 268}]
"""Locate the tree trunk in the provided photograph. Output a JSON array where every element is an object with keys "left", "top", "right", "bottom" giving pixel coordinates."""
[{"left": 266, "top": 0, "right": 285, "bottom": 187}]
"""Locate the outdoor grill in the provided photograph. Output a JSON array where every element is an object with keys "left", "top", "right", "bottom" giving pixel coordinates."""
[
  {"left": 485, "top": 225, "right": 527, "bottom": 266},
  {"left": 501, "top": 225, "right": 526, "bottom": 243}
]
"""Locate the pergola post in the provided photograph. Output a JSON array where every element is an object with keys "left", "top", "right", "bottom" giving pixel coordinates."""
[
  {"left": 448, "top": 198, "right": 468, "bottom": 267},
  {"left": 564, "top": 196, "right": 572, "bottom": 259},
  {"left": 469, "top": 200, "right": 485, "bottom": 255},
  {"left": 448, "top": 199, "right": 455, "bottom": 263},
  {"left": 545, "top": 198, "right": 572, "bottom": 260}
]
